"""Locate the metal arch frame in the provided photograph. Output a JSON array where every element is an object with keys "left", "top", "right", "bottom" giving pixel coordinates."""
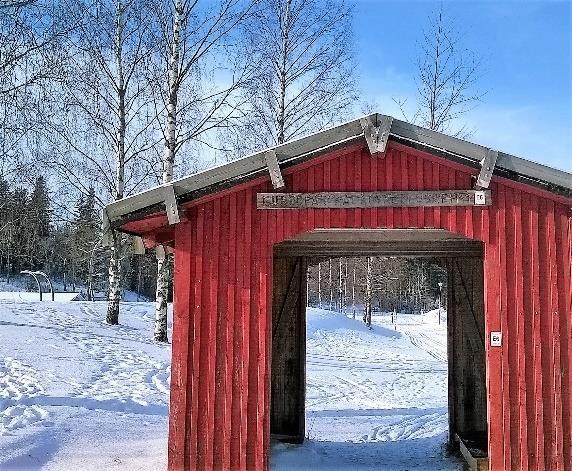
[
  {"left": 20, "top": 270, "right": 43, "bottom": 301},
  {"left": 35, "top": 271, "right": 55, "bottom": 301},
  {"left": 19, "top": 270, "right": 55, "bottom": 301}
]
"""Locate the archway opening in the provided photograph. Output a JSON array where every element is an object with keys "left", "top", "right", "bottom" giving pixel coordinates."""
[{"left": 270, "top": 229, "right": 487, "bottom": 470}]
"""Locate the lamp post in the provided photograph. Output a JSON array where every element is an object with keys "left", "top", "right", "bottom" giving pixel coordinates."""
[
  {"left": 388, "top": 277, "right": 399, "bottom": 325},
  {"left": 437, "top": 282, "right": 443, "bottom": 325}
]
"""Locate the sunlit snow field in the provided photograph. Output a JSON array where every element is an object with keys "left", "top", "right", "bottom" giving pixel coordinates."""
[
  {"left": 0, "top": 301, "right": 171, "bottom": 470},
  {"left": 0, "top": 301, "right": 461, "bottom": 470}
]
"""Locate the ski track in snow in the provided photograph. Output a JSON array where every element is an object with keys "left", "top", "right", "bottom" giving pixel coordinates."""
[
  {"left": 400, "top": 327, "right": 448, "bottom": 363},
  {"left": 272, "top": 309, "right": 462, "bottom": 470},
  {"left": 359, "top": 412, "right": 448, "bottom": 442},
  {"left": 4, "top": 303, "right": 171, "bottom": 410},
  {"left": 57, "top": 306, "right": 170, "bottom": 408}
]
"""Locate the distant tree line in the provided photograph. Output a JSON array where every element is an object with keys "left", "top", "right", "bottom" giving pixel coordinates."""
[
  {"left": 307, "top": 257, "right": 447, "bottom": 326},
  {"left": 0, "top": 175, "right": 160, "bottom": 299}
]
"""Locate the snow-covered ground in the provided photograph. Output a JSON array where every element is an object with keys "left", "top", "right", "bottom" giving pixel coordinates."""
[
  {"left": 0, "top": 292, "right": 82, "bottom": 302},
  {"left": 272, "top": 308, "right": 461, "bottom": 471},
  {"left": 0, "top": 300, "right": 460, "bottom": 470},
  {"left": 0, "top": 301, "right": 171, "bottom": 470},
  {"left": 0, "top": 276, "right": 151, "bottom": 302}
]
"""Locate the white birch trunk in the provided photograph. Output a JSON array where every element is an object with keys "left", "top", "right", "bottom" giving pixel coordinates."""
[
  {"left": 154, "top": 0, "right": 182, "bottom": 342},
  {"left": 338, "top": 258, "right": 343, "bottom": 312},
  {"left": 106, "top": 235, "right": 121, "bottom": 324},
  {"left": 161, "top": 0, "right": 182, "bottom": 183},
  {"left": 328, "top": 258, "right": 333, "bottom": 311},
  {"left": 318, "top": 262, "right": 322, "bottom": 308},
  {"left": 306, "top": 266, "right": 309, "bottom": 307},
  {"left": 364, "top": 256, "right": 372, "bottom": 328},
  {"left": 106, "top": 1, "right": 126, "bottom": 325},
  {"left": 343, "top": 258, "right": 348, "bottom": 314},
  {"left": 276, "top": 0, "right": 291, "bottom": 144},
  {"left": 154, "top": 246, "right": 169, "bottom": 341},
  {"left": 352, "top": 262, "right": 356, "bottom": 319},
  {"left": 88, "top": 243, "right": 97, "bottom": 302}
]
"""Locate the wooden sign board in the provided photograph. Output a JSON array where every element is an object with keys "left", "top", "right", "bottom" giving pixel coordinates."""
[{"left": 257, "top": 190, "right": 491, "bottom": 209}]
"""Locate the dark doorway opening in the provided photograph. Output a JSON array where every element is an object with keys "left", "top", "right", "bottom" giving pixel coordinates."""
[{"left": 270, "top": 229, "right": 487, "bottom": 469}]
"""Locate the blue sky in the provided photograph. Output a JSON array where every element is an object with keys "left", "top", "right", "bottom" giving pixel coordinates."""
[{"left": 354, "top": 0, "right": 572, "bottom": 172}]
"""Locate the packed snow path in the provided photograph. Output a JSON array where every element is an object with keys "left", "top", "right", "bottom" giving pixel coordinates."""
[
  {"left": 272, "top": 308, "right": 462, "bottom": 470},
  {"left": 0, "top": 301, "right": 171, "bottom": 470}
]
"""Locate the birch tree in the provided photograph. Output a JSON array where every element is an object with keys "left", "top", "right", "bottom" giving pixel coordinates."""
[
  {"left": 351, "top": 261, "right": 356, "bottom": 318},
  {"left": 363, "top": 256, "right": 372, "bottom": 328},
  {"left": 225, "top": 0, "right": 356, "bottom": 154},
  {"left": 317, "top": 261, "right": 322, "bottom": 308},
  {"left": 328, "top": 258, "right": 333, "bottom": 311},
  {"left": 394, "top": 7, "right": 483, "bottom": 137},
  {"left": 0, "top": 1, "right": 65, "bottom": 95},
  {"left": 150, "top": 0, "right": 258, "bottom": 342},
  {"left": 343, "top": 259, "right": 348, "bottom": 313},
  {"left": 338, "top": 258, "right": 343, "bottom": 312},
  {"left": 45, "top": 0, "right": 160, "bottom": 325}
]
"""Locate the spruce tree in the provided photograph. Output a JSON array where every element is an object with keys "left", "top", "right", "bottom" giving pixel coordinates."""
[
  {"left": 29, "top": 177, "right": 51, "bottom": 236},
  {"left": 10, "top": 188, "right": 29, "bottom": 273},
  {"left": 27, "top": 177, "right": 51, "bottom": 270},
  {"left": 0, "top": 177, "right": 10, "bottom": 276},
  {"left": 72, "top": 187, "right": 103, "bottom": 298}
]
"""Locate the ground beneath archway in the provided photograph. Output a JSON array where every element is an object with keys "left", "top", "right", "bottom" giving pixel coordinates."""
[{"left": 271, "top": 308, "right": 463, "bottom": 471}]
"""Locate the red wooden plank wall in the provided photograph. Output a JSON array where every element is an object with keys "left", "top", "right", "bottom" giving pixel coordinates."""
[{"left": 168, "top": 142, "right": 572, "bottom": 471}]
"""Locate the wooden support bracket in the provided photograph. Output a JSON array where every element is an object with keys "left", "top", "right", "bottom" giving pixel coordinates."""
[
  {"left": 474, "top": 149, "right": 498, "bottom": 189},
  {"left": 155, "top": 244, "right": 166, "bottom": 260},
  {"left": 360, "top": 115, "right": 393, "bottom": 156},
  {"left": 133, "top": 236, "right": 146, "bottom": 255},
  {"left": 163, "top": 184, "right": 180, "bottom": 225},
  {"left": 101, "top": 209, "right": 113, "bottom": 246},
  {"left": 264, "top": 149, "right": 285, "bottom": 189}
]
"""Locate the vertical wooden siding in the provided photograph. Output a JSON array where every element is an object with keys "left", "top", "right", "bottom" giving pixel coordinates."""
[{"left": 168, "top": 142, "right": 572, "bottom": 471}]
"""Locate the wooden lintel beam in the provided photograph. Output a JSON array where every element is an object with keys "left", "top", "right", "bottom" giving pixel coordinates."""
[
  {"left": 475, "top": 149, "right": 499, "bottom": 189},
  {"left": 264, "top": 149, "right": 285, "bottom": 189},
  {"left": 257, "top": 190, "right": 491, "bottom": 209},
  {"left": 360, "top": 115, "right": 393, "bottom": 156}
]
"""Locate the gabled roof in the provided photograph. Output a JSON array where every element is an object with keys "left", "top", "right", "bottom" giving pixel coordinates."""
[{"left": 106, "top": 113, "right": 571, "bottom": 231}]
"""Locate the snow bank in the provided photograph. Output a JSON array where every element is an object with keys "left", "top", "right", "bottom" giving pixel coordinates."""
[
  {"left": 422, "top": 308, "right": 448, "bottom": 325},
  {"left": 307, "top": 308, "right": 400, "bottom": 339},
  {"left": 0, "top": 292, "right": 82, "bottom": 302}
]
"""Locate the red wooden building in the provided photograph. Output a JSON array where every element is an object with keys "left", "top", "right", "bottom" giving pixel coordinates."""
[{"left": 105, "top": 114, "right": 572, "bottom": 471}]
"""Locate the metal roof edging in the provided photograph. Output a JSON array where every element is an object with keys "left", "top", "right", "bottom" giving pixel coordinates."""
[{"left": 105, "top": 113, "right": 572, "bottom": 229}]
